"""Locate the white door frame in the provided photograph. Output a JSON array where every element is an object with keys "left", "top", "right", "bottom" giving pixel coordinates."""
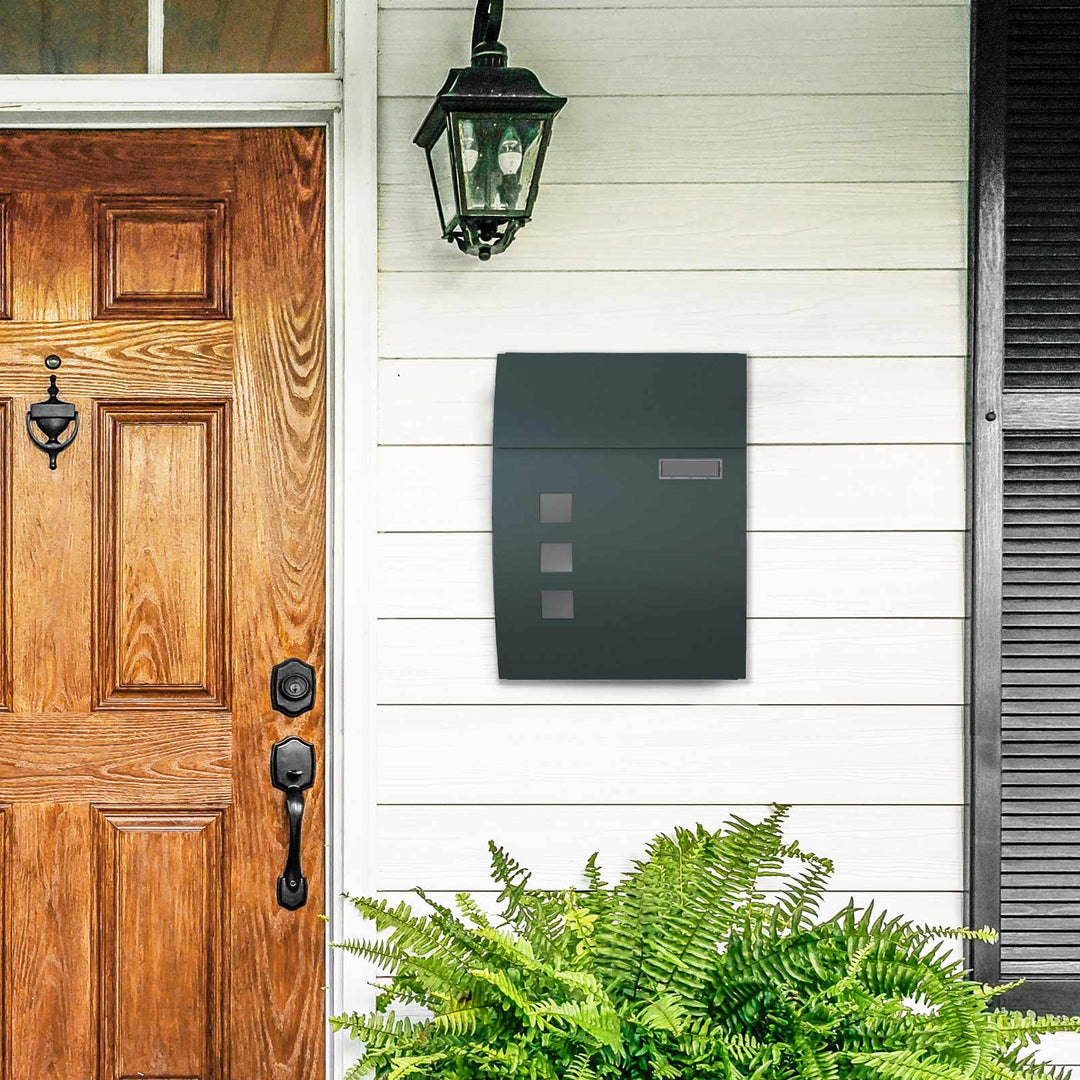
[{"left": 0, "top": 2, "right": 379, "bottom": 1074}]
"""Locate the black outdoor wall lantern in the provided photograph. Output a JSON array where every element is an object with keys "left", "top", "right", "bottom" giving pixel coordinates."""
[{"left": 413, "top": 0, "right": 566, "bottom": 260}]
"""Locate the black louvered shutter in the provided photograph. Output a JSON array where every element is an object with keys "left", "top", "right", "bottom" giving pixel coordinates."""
[{"left": 971, "top": 0, "right": 1080, "bottom": 1009}]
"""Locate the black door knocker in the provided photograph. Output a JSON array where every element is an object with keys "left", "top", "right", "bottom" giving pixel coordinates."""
[{"left": 27, "top": 357, "right": 78, "bottom": 470}]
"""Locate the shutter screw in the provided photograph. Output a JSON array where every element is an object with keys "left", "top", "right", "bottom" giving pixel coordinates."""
[{"left": 986, "top": 411, "right": 997, "bottom": 422}]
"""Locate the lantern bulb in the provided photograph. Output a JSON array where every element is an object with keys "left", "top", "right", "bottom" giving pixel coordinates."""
[
  {"left": 459, "top": 120, "right": 479, "bottom": 172},
  {"left": 498, "top": 126, "right": 523, "bottom": 175}
]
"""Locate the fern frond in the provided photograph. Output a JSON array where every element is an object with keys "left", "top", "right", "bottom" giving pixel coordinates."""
[{"left": 637, "top": 992, "right": 690, "bottom": 1035}]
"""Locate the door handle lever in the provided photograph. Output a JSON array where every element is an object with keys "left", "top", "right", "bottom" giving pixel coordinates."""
[{"left": 270, "top": 736, "right": 316, "bottom": 910}]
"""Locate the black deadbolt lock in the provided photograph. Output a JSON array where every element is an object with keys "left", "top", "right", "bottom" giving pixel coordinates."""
[{"left": 270, "top": 658, "right": 316, "bottom": 717}]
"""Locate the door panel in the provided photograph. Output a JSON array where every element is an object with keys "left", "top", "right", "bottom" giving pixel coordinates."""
[
  {"left": 0, "top": 128, "right": 327, "bottom": 1079},
  {"left": 94, "top": 808, "right": 228, "bottom": 1079},
  {"left": 95, "top": 195, "right": 231, "bottom": 319},
  {"left": 96, "top": 399, "right": 230, "bottom": 708}
]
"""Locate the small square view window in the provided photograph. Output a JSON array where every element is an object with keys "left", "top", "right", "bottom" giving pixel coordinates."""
[
  {"left": 539, "top": 492, "right": 572, "bottom": 524},
  {"left": 541, "top": 590, "right": 574, "bottom": 620}
]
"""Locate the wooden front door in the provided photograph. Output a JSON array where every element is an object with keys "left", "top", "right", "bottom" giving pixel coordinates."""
[{"left": 0, "top": 129, "right": 327, "bottom": 1079}]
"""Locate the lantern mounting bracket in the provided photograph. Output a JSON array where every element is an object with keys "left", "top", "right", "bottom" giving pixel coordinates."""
[{"left": 471, "top": 0, "right": 506, "bottom": 64}]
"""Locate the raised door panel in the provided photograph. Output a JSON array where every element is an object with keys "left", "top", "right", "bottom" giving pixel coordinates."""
[
  {"left": 95, "top": 197, "right": 230, "bottom": 319},
  {"left": 93, "top": 807, "right": 227, "bottom": 1080},
  {"left": 94, "top": 401, "right": 230, "bottom": 709}
]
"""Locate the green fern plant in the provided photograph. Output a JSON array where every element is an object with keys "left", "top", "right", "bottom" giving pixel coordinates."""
[{"left": 331, "top": 806, "right": 1078, "bottom": 1080}]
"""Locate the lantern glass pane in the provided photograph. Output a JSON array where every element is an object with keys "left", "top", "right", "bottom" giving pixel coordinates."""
[
  {"left": 456, "top": 115, "right": 545, "bottom": 214},
  {"left": 429, "top": 125, "right": 458, "bottom": 233}
]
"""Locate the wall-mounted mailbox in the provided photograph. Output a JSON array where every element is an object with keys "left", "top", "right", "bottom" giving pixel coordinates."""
[{"left": 493, "top": 353, "right": 746, "bottom": 680}]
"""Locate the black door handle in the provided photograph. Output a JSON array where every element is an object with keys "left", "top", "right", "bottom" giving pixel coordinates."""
[{"left": 270, "top": 736, "right": 316, "bottom": 910}]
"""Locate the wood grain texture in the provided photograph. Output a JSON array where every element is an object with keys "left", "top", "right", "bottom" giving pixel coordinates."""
[
  {"left": 1004, "top": 391, "right": 1080, "bottom": 429},
  {"left": 375, "top": 705, "right": 964, "bottom": 804},
  {"left": 968, "top": 0, "right": 1006, "bottom": 993},
  {"left": 379, "top": 271, "right": 967, "bottom": 359},
  {"left": 379, "top": 182, "right": 967, "bottom": 272},
  {"left": 0, "top": 806, "right": 5, "bottom": 1080},
  {"left": 380, "top": 7, "right": 969, "bottom": 97},
  {"left": 93, "top": 808, "right": 228, "bottom": 1080},
  {"left": 95, "top": 197, "right": 231, "bottom": 319},
  {"left": 0, "top": 197, "right": 10, "bottom": 322},
  {"left": 0, "top": 714, "right": 230, "bottom": 801},
  {"left": 7, "top": 804, "right": 94, "bottom": 1078},
  {"left": 378, "top": 357, "right": 967, "bottom": 445},
  {"left": 379, "top": 96, "right": 969, "bottom": 185},
  {"left": 0, "top": 321, "right": 233, "bottom": 395},
  {"left": 376, "top": 531, "right": 965, "bottom": 619},
  {"left": 377, "top": 445, "right": 967, "bottom": 533},
  {"left": 95, "top": 401, "right": 230, "bottom": 709},
  {"left": 230, "top": 127, "right": 326, "bottom": 1080},
  {"left": 12, "top": 380, "right": 93, "bottom": 714},
  {"left": 377, "top": 618, "right": 964, "bottom": 706},
  {"left": 10, "top": 193, "right": 93, "bottom": 321},
  {"left": 374, "top": 804, "right": 964, "bottom": 892},
  {"left": 0, "top": 131, "right": 238, "bottom": 194},
  {"left": 0, "top": 404, "right": 11, "bottom": 715}
]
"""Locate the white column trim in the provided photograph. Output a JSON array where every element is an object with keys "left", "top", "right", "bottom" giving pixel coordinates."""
[{"left": 147, "top": 0, "right": 165, "bottom": 74}]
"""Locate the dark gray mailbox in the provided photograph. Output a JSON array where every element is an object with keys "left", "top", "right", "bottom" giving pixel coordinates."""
[{"left": 492, "top": 352, "right": 747, "bottom": 680}]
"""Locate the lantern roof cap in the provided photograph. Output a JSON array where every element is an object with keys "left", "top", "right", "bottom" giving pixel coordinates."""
[{"left": 414, "top": 63, "right": 567, "bottom": 148}]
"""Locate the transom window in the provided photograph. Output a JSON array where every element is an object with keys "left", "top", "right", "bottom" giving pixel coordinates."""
[{"left": 0, "top": 0, "right": 331, "bottom": 74}]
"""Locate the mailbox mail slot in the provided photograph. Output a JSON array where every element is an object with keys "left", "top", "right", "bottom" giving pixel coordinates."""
[{"left": 493, "top": 353, "right": 746, "bottom": 680}]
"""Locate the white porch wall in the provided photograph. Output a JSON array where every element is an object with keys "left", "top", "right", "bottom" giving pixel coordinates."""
[{"left": 367, "top": 0, "right": 1072, "bottom": 1061}]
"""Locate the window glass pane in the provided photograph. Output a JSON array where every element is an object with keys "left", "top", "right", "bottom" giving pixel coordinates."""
[
  {"left": 164, "top": 0, "right": 329, "bottom": 72},
  {"left": 0, "top": 0, "right": 147, "bottom": 73}
]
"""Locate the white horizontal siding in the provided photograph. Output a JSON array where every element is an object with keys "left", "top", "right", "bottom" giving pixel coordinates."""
[
  {"left": 375, "top": 706, "right": 964, "bottom": 803},
  {"left": 376, "top": 532, "right": 965, "bottom": 618},
  {"left": 380, "top": 8, "right": 969, "bottom": 97},
  {"left": 380, "top": 271, "right": 966, "bottom": 358},
  {"left": 376, "top": 618, "right": 964, "bottom": 705},
  {"left": 372, "top": 0, "right": 977, "bottom": 1038},
  {"left": 380, "top": 183, "right": 966, "bottom": 272},
  {"left": 379, "top": 357, "right": 966, "bottom": 444}
]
